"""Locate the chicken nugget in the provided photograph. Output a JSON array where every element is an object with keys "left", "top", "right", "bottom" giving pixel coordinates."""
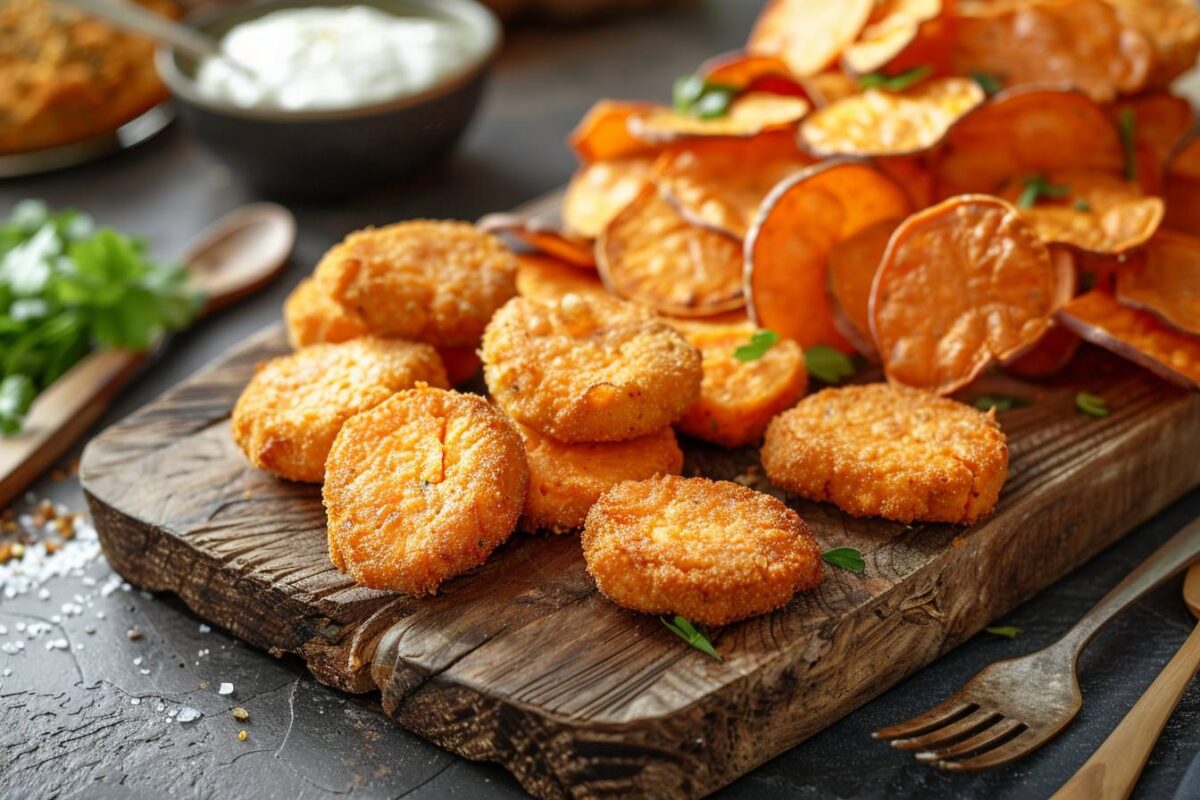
[
  {"left": 761, "top": 384, "right": 1008, "bottom": 525},
  {"left": 482, "top": 294, "right": 702, "bottom": 442},
  {"left": 518, "top": 423, "right": 683, "bottom": 534},
  {"left": 231, "top": 338, "right": 449, "bottom": 483},
  {"left": 283, "top": 278, "right": 369, "bottom": 349},
  {"left": 314, "top": 221, "right": 518, "bottom": 347},
  {"left": 582, "top": 475, "right": 823, "bottom": 626},
  {"left": 324, "top": 386, "right": 528, "bottom": 595},
  {"left": 672, "top": 320, "right": 808, "bottom": 447}
]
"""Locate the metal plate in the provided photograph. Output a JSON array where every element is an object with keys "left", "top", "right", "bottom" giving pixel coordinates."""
[{"left": 0, "top": 104, "right": 174, "bottom": 179}]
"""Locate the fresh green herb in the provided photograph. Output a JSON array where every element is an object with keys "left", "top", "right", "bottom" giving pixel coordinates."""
[
  {"left": 0, "top": 199, "right": 202, "bottom": 435},
  {"left": 1074, "top": 198, "right": 1092, "bottom": 213},
  {"left": 661, "top": 615, "right": 722, "bottom": 660},
  {"left": 985, "top": 625, "right": 1021, "bottom": 639},
  {"left": 821, "top": 547, "right": 866, "bottom": 574},
  {"left": 974, "top": 394, "right": 1028, "bottom": 412},
  {"left": 1079, "top": 271, "right": 1097, "bottom": 292},
  {"left": 733, "top": 329, "right": 779, "bottom": 362},
  {"left": 1118, "top": 106, "right": 1137, "bottom": 181},
  {"left": 1016, "top": 175, "right": 1070, "bottom": 209},
  {"left": 805, "top": 344, "right": 856, "bottom": 385},
  {"left": 673, "top": 74, "right": 739, "bottom": 120},
  {"left": 969, "top": 71, "right": 1003, "bottom": 96},
  {"left": 1076, "top": 391, "right": 1109, "bottom": 418},
  {"left": 859, "top": 65, "right": 932, "bottom": 92}
]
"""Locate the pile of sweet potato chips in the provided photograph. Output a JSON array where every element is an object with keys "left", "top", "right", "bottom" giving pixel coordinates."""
[{"left": 492, "top": 0, "right": 1200, "bottom": 393}]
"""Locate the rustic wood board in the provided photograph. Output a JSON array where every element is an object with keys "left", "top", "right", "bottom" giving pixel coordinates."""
[{"left": 79, "top": 203, "right": 1200, "bottom": 799}]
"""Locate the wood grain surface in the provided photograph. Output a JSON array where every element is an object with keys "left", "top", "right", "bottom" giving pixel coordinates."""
[{"left": 79, "top": 201, "right": 1200, "bottom": 799}]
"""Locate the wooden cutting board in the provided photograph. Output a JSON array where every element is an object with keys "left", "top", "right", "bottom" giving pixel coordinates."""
[{"left": 79, "top": 205, "right": 1200, "bottom": 800}]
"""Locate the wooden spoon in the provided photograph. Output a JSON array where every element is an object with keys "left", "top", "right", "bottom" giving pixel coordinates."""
[
  {"left": 0, "top": 203, "right": 295, "bottom": 508},
  {"left": 1052, "top": 559, "right": 1200, "bottom": 800}
]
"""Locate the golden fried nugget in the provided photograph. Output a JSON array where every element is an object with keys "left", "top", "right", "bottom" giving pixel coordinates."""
[
  {"left": 231, "top": 338, "right": 449, "bottom": 483},
  {"left": 582, "top": 475, "right": 823, "bottom": 626},
  {"left": 671, "top": 320, "right": 808, "bottom": 447},
  {"left": 314, "top": 221, "right": 518, "bottom": 347},
  {"left": 761, "top": 384, "right": 1008, "bottom": 525},
  {"left": 324, "top": 386, "right": 528, "bottom": 595},
  {"left": 283, "top": 278, "right": 369, "bottom": 349},
  {"left": 482, "top": 295, "right": 702, "bottom": 443},
  {"left": 518, "top": 423, "right": 683, "bottom": 534}
]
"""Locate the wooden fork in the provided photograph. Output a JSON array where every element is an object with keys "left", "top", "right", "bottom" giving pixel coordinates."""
[{"left": 873, "top": 516, "right": 1200, "bottom": 770}]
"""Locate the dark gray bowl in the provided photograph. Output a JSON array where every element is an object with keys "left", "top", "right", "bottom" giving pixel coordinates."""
[{"left": 158, "top": 0, "right": 500, "bottom": 197}]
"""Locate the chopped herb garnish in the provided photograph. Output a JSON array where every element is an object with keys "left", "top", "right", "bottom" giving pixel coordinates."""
[
  {"left": 1118, "top": 107, "right": 1137, "bottom": 181},
  {"left": 1076, "top": 391, "right": 1109, "bottom": 418},
  {"left": 733, "top": 329, "right": 779, "bottom": 362},
  {"left": 805, "top": 344, "right": 856, "bottom": 385},
  {"left": 985, "top": 625, "right": 1021, "bottom": 639},
  {"left": 969, "top": 71, "right": 1003, "bottom": 96},
  {"left": 0, "top": 374, "right": 35, "bottom": 435},
  {"left": 1016, "top": 175, "right": 1070, "bottom": 209},
  {"left": 974, "top": 394, "right": 1028, "bottom": 412},
  {"left": 821, "top": 546, "right": 866, "bottom": 574},
  {"left": 673, "top": 74, "right": 739, "bottom": 120},
  {"left": 661, "top": 615, "right": 721, "bottom": 660},
  {"left": 1074, "top": 198, "right": 1092, "bottom": 213},
  {"left": 859, "top": 65, "right": 932, "bottom": 92},
  {"left": 1079, "top": 271, "right": 1097, "bottom": 292}
]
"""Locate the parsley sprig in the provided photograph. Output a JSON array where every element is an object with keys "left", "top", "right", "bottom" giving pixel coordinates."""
[
  {"left": 673, "top": 74, "right": 740, "bottom": 120},
  {"left": 1076, "top": 391, "right": 1109, "bottom": 418},
  {"left": 821, "top": 547, "right": 865, "bottom": 573},
  {"left": 859, "top": 65, "right": 932, "bottom": 92},
  {"left": 985, "top": 625, "right": 1021, "bottom": 639},
  {"left": 1117, "top": 107, "right": 1137, "bottom": 182},
  {"left": 661, "top": 615, "right": 721, "bottom": 660},
  {"left": 974, "top": 395, "right": 1028, "bottom": 413},
  {"left": 1016, "top": 175, "right": 1069, "bottom": 209},
  {"left": 805, "top": 345, "right": 856, "bottom": 385},
  {"left": 733, "top": 329, "right": 779, "bottom": 362},
  {"left": 970, "top": 71, "right": 1003, "bottom": 96}
]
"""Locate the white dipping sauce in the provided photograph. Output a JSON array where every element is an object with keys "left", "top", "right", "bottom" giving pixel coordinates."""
[{"left": 195, "top": 6, "right": 483, "bottom": 112}]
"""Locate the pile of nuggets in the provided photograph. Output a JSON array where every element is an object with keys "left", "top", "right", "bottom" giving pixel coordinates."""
[{"left": 233, "top": 0, "right": 1200, "bottom": 628}]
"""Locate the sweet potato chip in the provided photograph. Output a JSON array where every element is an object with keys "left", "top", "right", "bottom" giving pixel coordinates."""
[
  {"left": 1115, "top": 231, "right": 1200, "bottom": 335},
  {"left": 478, "top": 213, "right": 596, "bottom": 268},
  {"left": 748, "top": 0, "right": 875, "bottom": 77},
  {"left": 1105, "top": 0, "right": 1200, "bottom": 88},
  {"left": 842, "top": 0, "right": 943, "bottom": 75},
  {"left": 1058, "top": 290, "right": 1200, "bottom": 388},
  {"left": 1112, "top": 93, "right": 1196, "bottom": 194},
  {"left": 934, "top": 87, "right": 1125, "bottom": 198},
  {"left": 870, "top": 195, "right": 1063, "bottom": 394},
  {"left": 798, "top": 77, "right": 984, "bottom": 157},
  {"left": 570, "top": 100, "right": 659, "bottom": 163},
  {"left": 515, "top": 253, "right": 609, "bottom": 304},
  {"left": 597, "top": 185, "right": 745, "bottom": 317},
  {"left": 997, "top": 170, "right": 1164, "bottom": 255},
  {"left": 1003, "top": 324, "right": 1082, "bottom": 378},
  {"left": 877, "top": 155, "right": 935, "bottom": 207},
  {"left": 950, "top": 0, "right": 1152, "bottom": 104},
  {"left": 562, "top": 158, "right": 653, "bottom": 239},
  {"left": 826, "top": 217, "right": 902, "bottom": 359},
  {"left": 651, "top": 131, "right": 815, "bottom": 238},
  {"left": 628, "top": 92, "right": 810, "bottom": 143},
  {"left": 1164, "top": 137, "right": 1200, "bottom": 234},
  {"left": 746, "top": 161, "right": 913, "bottom": 352},
  {"left": 699, "top": 51, "right": 809, "bottom": 97},
  {"left": 804, "top": 70, "right": 862, "bottom": 107}
]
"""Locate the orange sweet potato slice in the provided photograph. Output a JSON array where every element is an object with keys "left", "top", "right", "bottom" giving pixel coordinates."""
[
  {"left": 1115, "top": 230, "right": 1200, "bottom": 336},
  {"left": 870, "top": 195, "right": 1066, "bottom": 394},
  {"left": 799, "top": 77, "right": 984, "bottom": 157},
  {"left": 1003, "top": 324, "right": 1082, "bottom": 378},
  {"left": 842, "top": 0, "right": 944, "bottom": 75},
  {"left": 477, "top": 213, "right": 596, "bottom": 269},
  {"left": 1105, "top": 0, "right": 1200, "bottom": 89},
  {"left": 748, "top": 0, "right": 875, "bottom": 77},
  {"left": 1110, "top": 92, "right": 1196, "bottom": 195},
  {"left": 628, "top": 92, "right": 810, "bottom": 143},
  {"left": 1164, "top": 137, "right": 1200, "bottom": 234},
  {"left": 570, "top": 100, "right": 660, "bottom": 163},
  {"left": 562, "top": 158, "right": 654, "bottom": 239},
  {"left": 934, "top": 87, "right": 1125, "bottom": 198},
  {"left": 1058, "top": 289, "right": 1200, "bottom": 388},
  {"left": 597, "top": 185, "right": 745, "bottom": 317},
  {"left": 651, "top": 130, "right": 815, "bottom": 238},
  {"left": 746, "top": 160, "right": 913, "bottom": 353},
  {"left": 699, "top": 51, "right": 810, "bottom": 97},
  {"left": 825, "top": 217, "right": 902, "bottom": 359}
]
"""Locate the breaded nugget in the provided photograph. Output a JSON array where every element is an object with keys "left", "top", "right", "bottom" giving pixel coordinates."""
[
  {"left": 314, "top": 221, "right": 518, "bottom": 347},
  {"left": 324, "top": 386, "right": 528, "bottom": 595},
  {"left": 518, "top": 423, "right": 683, "bottom": 534},
  {"left": 482, "top": 294, "right": 702, "bottom": 442},
  {"left": 231, "top": 338, "right": 448, "bottom": 483},
  {"left": 515, "top": 253, "right": 609, "bottom": 303},
  {"left": 761, "top": 384, "right": 1008, "bottom": 525},
  {"left": 283, "top": 278, "right": 369, "bottom": 349},
  {"left": 582, "top": 475, "right": 823, "bottom": 625},
  {"left": 671, "top": 319, "right": 807, "bottom": 447}
]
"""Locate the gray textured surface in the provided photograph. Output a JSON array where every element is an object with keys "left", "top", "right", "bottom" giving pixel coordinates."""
[{"left": 1, "top": 2, "right": 1198, "bottom": 797}]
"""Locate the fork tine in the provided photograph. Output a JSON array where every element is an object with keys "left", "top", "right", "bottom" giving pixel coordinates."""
[
  {"left": 890, "top": 708, "right": 1003, "bottom": 751},
  {"left": 913, "top": 718, "right": 1028, "bottom": 763},
  {"left": 937, "top": 726, "right": 1039, "bottom": 771},
  {"left": 872, "top": 700, "right": 978, "bottom": 741}
]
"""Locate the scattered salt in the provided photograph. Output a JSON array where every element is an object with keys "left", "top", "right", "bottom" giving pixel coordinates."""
[
  {"left": 218, "top": 682, "right": 233, "bottom": 696},
  {"left": 0, "top": 625, "right": 7, "bottom": 635},
  {"left": 37, "top": 588, "right": 50, "bottom": 600},
  {"left": 133, "top": 656, "right": 143, "bottom": 666},
  {"left": 44, "top": 638, "right": 68, "bottom": 651},
  {"left": 176, "top": 707, "right": 202, "bottom": 723},
  {"left": 198, "top": 624, "right": 211, "bottom": 633},
  {"left": 130, "top": 698, "right": 140, "bottom": 706},
  {"left": 2, "top": 668, "right": 10, "bottom": 676},
  {"left": 140, "top": 669, "right": 150, "bottom": 675}
]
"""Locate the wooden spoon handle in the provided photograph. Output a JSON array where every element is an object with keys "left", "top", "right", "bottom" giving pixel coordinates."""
[{"left": 1052, "top": 622, "right": 1200, "bottom": 800}]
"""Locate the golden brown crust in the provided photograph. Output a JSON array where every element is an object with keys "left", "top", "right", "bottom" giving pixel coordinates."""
[
  {"left": 283, "top": 278, "right": 370, "bottom": 349},
  {"left": 581, "top": 475, "right": 823, "bottom": 625},
  {"left": 518, "top": 423, "right": 683, "bottom": 534},
  {"left": 323, "top": 386, "right": 528, "bottom": 595},
  {"left": 761, "top": 383, "right": 1008, "bottom": 524},
  {"left": 481, "top": 294, "right": 702, "bottom": 442},
  {"left": 314, "top": 221, "right": 518, "bottom": 347},
  {"left": 230, "top": 338, "right": 449, "bottom": 483}
]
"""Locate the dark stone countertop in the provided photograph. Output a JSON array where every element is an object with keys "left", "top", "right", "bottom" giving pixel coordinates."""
[{"left": 1, "top": 2, "right": 1198, "bottom": 797}]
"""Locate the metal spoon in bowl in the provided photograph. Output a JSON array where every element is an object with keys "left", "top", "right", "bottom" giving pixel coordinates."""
[{"left": 0, "top": 203, "right": 296, "bottom": 509}]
